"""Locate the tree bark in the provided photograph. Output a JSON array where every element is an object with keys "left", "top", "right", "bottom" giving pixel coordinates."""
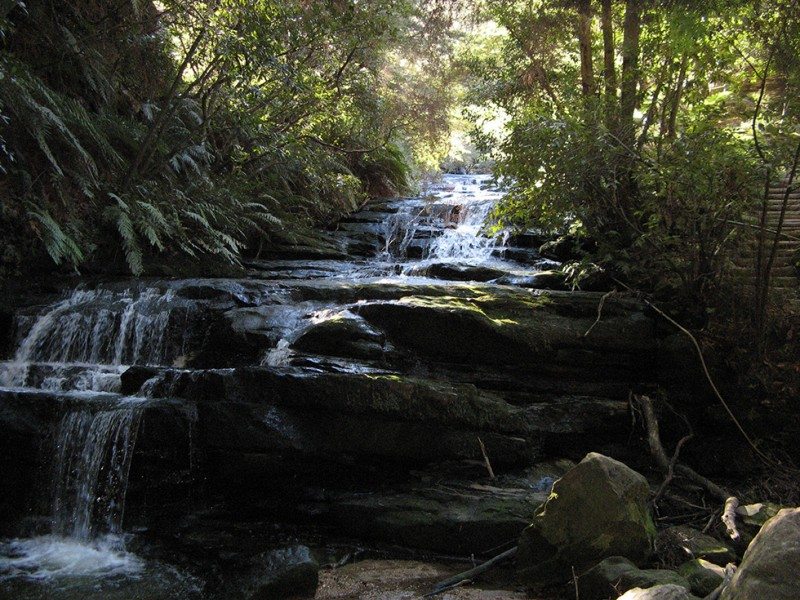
[
  {"left": 618, "top": 0, "right": 641, "bottom": 149},
  {"left": 601, "top": 0, "right": 617, "bottom": 129},
  {"left": 577, "top": 0, "right": 595, "bottom": 98},
  {"left": 666, "top": 53, "right": 689, "bottom": 139}
]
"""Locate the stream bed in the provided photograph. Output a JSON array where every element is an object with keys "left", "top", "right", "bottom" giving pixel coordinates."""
[{"left": 0, "top": 175, "right": 688, "bottom": 599}]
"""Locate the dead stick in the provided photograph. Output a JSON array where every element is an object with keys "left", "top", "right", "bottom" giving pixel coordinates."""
[
  {"left": 477, "top": 436, "right": 496, "bottom": 479},
  {"left": 425, "top": 547, "right": 517, "bottom": 597},
  {"left": 653, "top": 432, "right": 693, "bottom": 504},
  {"left": 722, "top": 496, "right": 741, "bottom": 542},
  {"left": 705, "top": 563, "right": 737, "bottom": 600},
  {"left": 637, "top": 395, "right": 730, "bottom": 502},
  {"left": 584, "top": 290, "right": 616, "bottom": 337}
]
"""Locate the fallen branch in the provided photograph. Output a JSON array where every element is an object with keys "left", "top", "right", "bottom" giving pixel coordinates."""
[
  {"left": 424, "top": 546, "right": 517, "bottom": 597},
  {"left": 584, "top": 289, "right": 616, "bottom": 337},
  {"left": 704, "top": 563, "right": 737, "bottom": 600},
  {"left": 653, "top": 432, "right": 693, "bottom": 504},
  {"left": 477, "top": 436, "right": 496, "bottom": 479},
  {"left": 636, "top": 395, "right": 729, "bottom": 502},
  {"left": 608, "top": 277, "right": 774, "bottom": 468},
  {"left": 722, "top": 496, "right": 741, "bottom": 542}
]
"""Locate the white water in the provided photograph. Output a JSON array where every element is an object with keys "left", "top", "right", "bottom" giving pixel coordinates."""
[
  {"left": 0, "top": 534, "right": 142, "bottom": 581},
  {"left": 0, "top": 289, "right": 154, "bottom": 583},
  {"left": 380, "top": 174, "right": 507, "bottom": 265},
  {"left": 0, "top": 287, "right": 180, "bottom": 392}
]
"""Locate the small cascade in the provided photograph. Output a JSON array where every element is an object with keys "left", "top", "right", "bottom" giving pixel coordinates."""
[
  {"left": 51, "top": 405, "right": 143, "bottom": 540},
  {"left": 427, "top": 195, "right": 503, "bottom": 262},
  {"left": 0, "top": 287, "right": 184, "bottom": 391},
  {"left": 377, "top": 175, "right": 507, "bottom": 266},
  {"left": 0, "top": 400, "right": 146, "bottom": 581}
]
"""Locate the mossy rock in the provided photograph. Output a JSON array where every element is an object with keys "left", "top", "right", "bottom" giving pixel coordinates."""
[
  {"left": 516, "top": 453, "right": 656, "bottom": 586},
  {"left": 678, "top": 559, "right": 724, "bottom": 597}
]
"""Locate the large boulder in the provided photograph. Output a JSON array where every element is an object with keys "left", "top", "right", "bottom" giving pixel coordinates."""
[
  {"left": 721, "top": 507, "right": 800, "bottom": 600},
  {"left": 516, "top": 453, "right": 655, "bottom": 586}
]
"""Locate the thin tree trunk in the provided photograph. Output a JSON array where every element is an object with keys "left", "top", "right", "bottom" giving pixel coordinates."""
[
  {"left": 618, "top": 0, "right": 641, "bottom": 150},
  {"left": 614, "top": 0, "right": 642, "bottom": 231},
  {"left": 666, "top": 53, "right": 689, "bottom": 139},
  {"left": 601, "top": 0, "right": 617, "bottom": 130},
  {"left": 120, "top": 27, "right": 207, "bottom": 191},
  {"left": 577, "top": 0, "right": 595, "bottom": 98}
]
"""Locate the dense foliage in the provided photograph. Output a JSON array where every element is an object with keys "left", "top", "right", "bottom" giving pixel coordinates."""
[
  {"left": 466, "top": 0, "right": 800, "bottom": 310},
  {"left": 0, "top": 0, "right": 457, "bottom": 276}
]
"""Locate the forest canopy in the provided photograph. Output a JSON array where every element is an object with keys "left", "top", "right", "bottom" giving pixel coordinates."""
[{"left": 0, "top": 0, "right": 459, "bottom": 276}]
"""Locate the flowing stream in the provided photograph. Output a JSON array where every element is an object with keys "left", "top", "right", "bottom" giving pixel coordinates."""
[{"left": 0, "top": 174, "right": 552, "bottom": 597}]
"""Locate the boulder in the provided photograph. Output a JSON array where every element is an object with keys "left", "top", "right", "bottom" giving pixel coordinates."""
[
  {"left": 237, "top": 545, "right": 319, "bottom": 599},
  {"left": 721, "top": 507, "right": 800, "bottom": 600},
  {"left": 516, "top": 453, "right": 655, "bottom": 586},
  {"left": 678, "top": 559, "right": 724, "bottom": 597},
  {"left": 421, "top": 262, "right": 509, "bottom": 282},
  {"left": 617, "top": 584, "right": 700, "bottom": 600},
  {"left": 291, "top": 313, "right": 388, "bottom": 361},
  {"left": 578, "top": 557, "right": 690, "bottom": 600},
  {"left": 656, "top": 526, "right": 735, "bottom": 566}
]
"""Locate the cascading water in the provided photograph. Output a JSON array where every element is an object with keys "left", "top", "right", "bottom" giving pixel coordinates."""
[
  {"left": 51, "top": 406, "right": 143, "bottom": 540},
  {"left": 377, "top": 174, "right": 509, "bottom": 270},
  {"left": 0, "top": 288, "right": 173, "bottom": 583},
  {"left": 0, "top": 404, "right": 146, "bottom": 582},
  {"left": 0, "top": 287, "right": 181, "bottom": 392}
]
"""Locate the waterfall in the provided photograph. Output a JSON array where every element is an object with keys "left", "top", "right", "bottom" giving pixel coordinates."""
[
  {"left": 0, "top": 287, "right": 180, "bottom": 391},
  {"left": 379, "top": 175, "right": 506, "bottom": 265},
  {"left": 51, "top": 406, "right": 143, "bottom": 540},
  {"left": 426, "top": 196, "right": 502, "bottom": 261}
]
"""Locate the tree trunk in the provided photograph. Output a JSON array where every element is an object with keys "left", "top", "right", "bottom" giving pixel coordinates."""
[
  {"left": 577, "top": 0, "right": 595, "bottom": 98},
  {"left": 666, "top": 53, "right": 689, "bottom": 139},
  {"left": 618, "top": 0, "right": 641, "bottom": 150},
  {"left": 601, "top": 0, "right": 617, "bottom": 129}
]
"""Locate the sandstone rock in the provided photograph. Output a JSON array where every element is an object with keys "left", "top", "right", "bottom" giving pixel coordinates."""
[
  {"left": 516, "top": 453, "right": 655, "bottom": 586},
  {"left": 320, "top": 480, "right": 548, "bottom": 556},
  {"left": 578, "top": 557, "right": 690, "bottom": 600},
  {"left": 656, "top": 525, "right": 735, "bottom": 566},
  {"left": 721, "top": 507, "right": 800, "bottom": 600},
  {"left": 291, "top": 313, "right": 388, "bottom": 361},
  {"left": 617, "top": 584, "right": 700, "bottom": 600},
  {"left": 677, "top": 559, "right": 724, "bottom": 597},
  {"left": 237, "top": 545, "right": 319, "bottom": 600}
]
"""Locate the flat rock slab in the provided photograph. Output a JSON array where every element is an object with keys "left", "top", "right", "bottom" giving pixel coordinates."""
[{"left": 315, "top": 559, "right": 528, "bottom": 600}]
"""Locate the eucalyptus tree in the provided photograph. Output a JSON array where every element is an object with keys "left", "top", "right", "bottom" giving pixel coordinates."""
[{"left": 468, "top": 0, "right": 799, "bottom": 307}]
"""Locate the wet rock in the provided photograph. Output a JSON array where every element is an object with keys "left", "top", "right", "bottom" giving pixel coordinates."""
[
  {"left": 656, "top": 526, "right": 735, "bottom": 566},
  {"left": 617, "top": 584, "right": 700, "bottom": 600},
  {"left": 720, "top": 507, "right": 800, "bottom": 600},
  {"left": 318, "top": 480, "right": 548, "bottom": 556},
  {"left": 678, "top": 559, "right": 724, "bottom": 597},
  {"left": 236, "top": 545, "right": 319, "bottom": 599},
  {"left": 422, "top": 263, "right": 509, "bottom": 282},
  {"left": 491, "top": 247, "right": 541, "bottom": 264},
  {"left": 507, "top": 231, "right": 551, "bottom": 249},
  {"left": 516, "top": 453, "right": 655, "bottom": 586},
  {"left": 492, "top": 271, "right": 568, "bottom": 290},
  {"left": 120, "top": 365, "right": 160, "bottom": 395},
  {"left": 292, "top": 314, "right": 388, "bottom": 361},
  {"left": 578, "top": 557, "right": 690, "bottom": 600},
  {"left": 355, "top": 290, "right": 664, "bottom": 380}
]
